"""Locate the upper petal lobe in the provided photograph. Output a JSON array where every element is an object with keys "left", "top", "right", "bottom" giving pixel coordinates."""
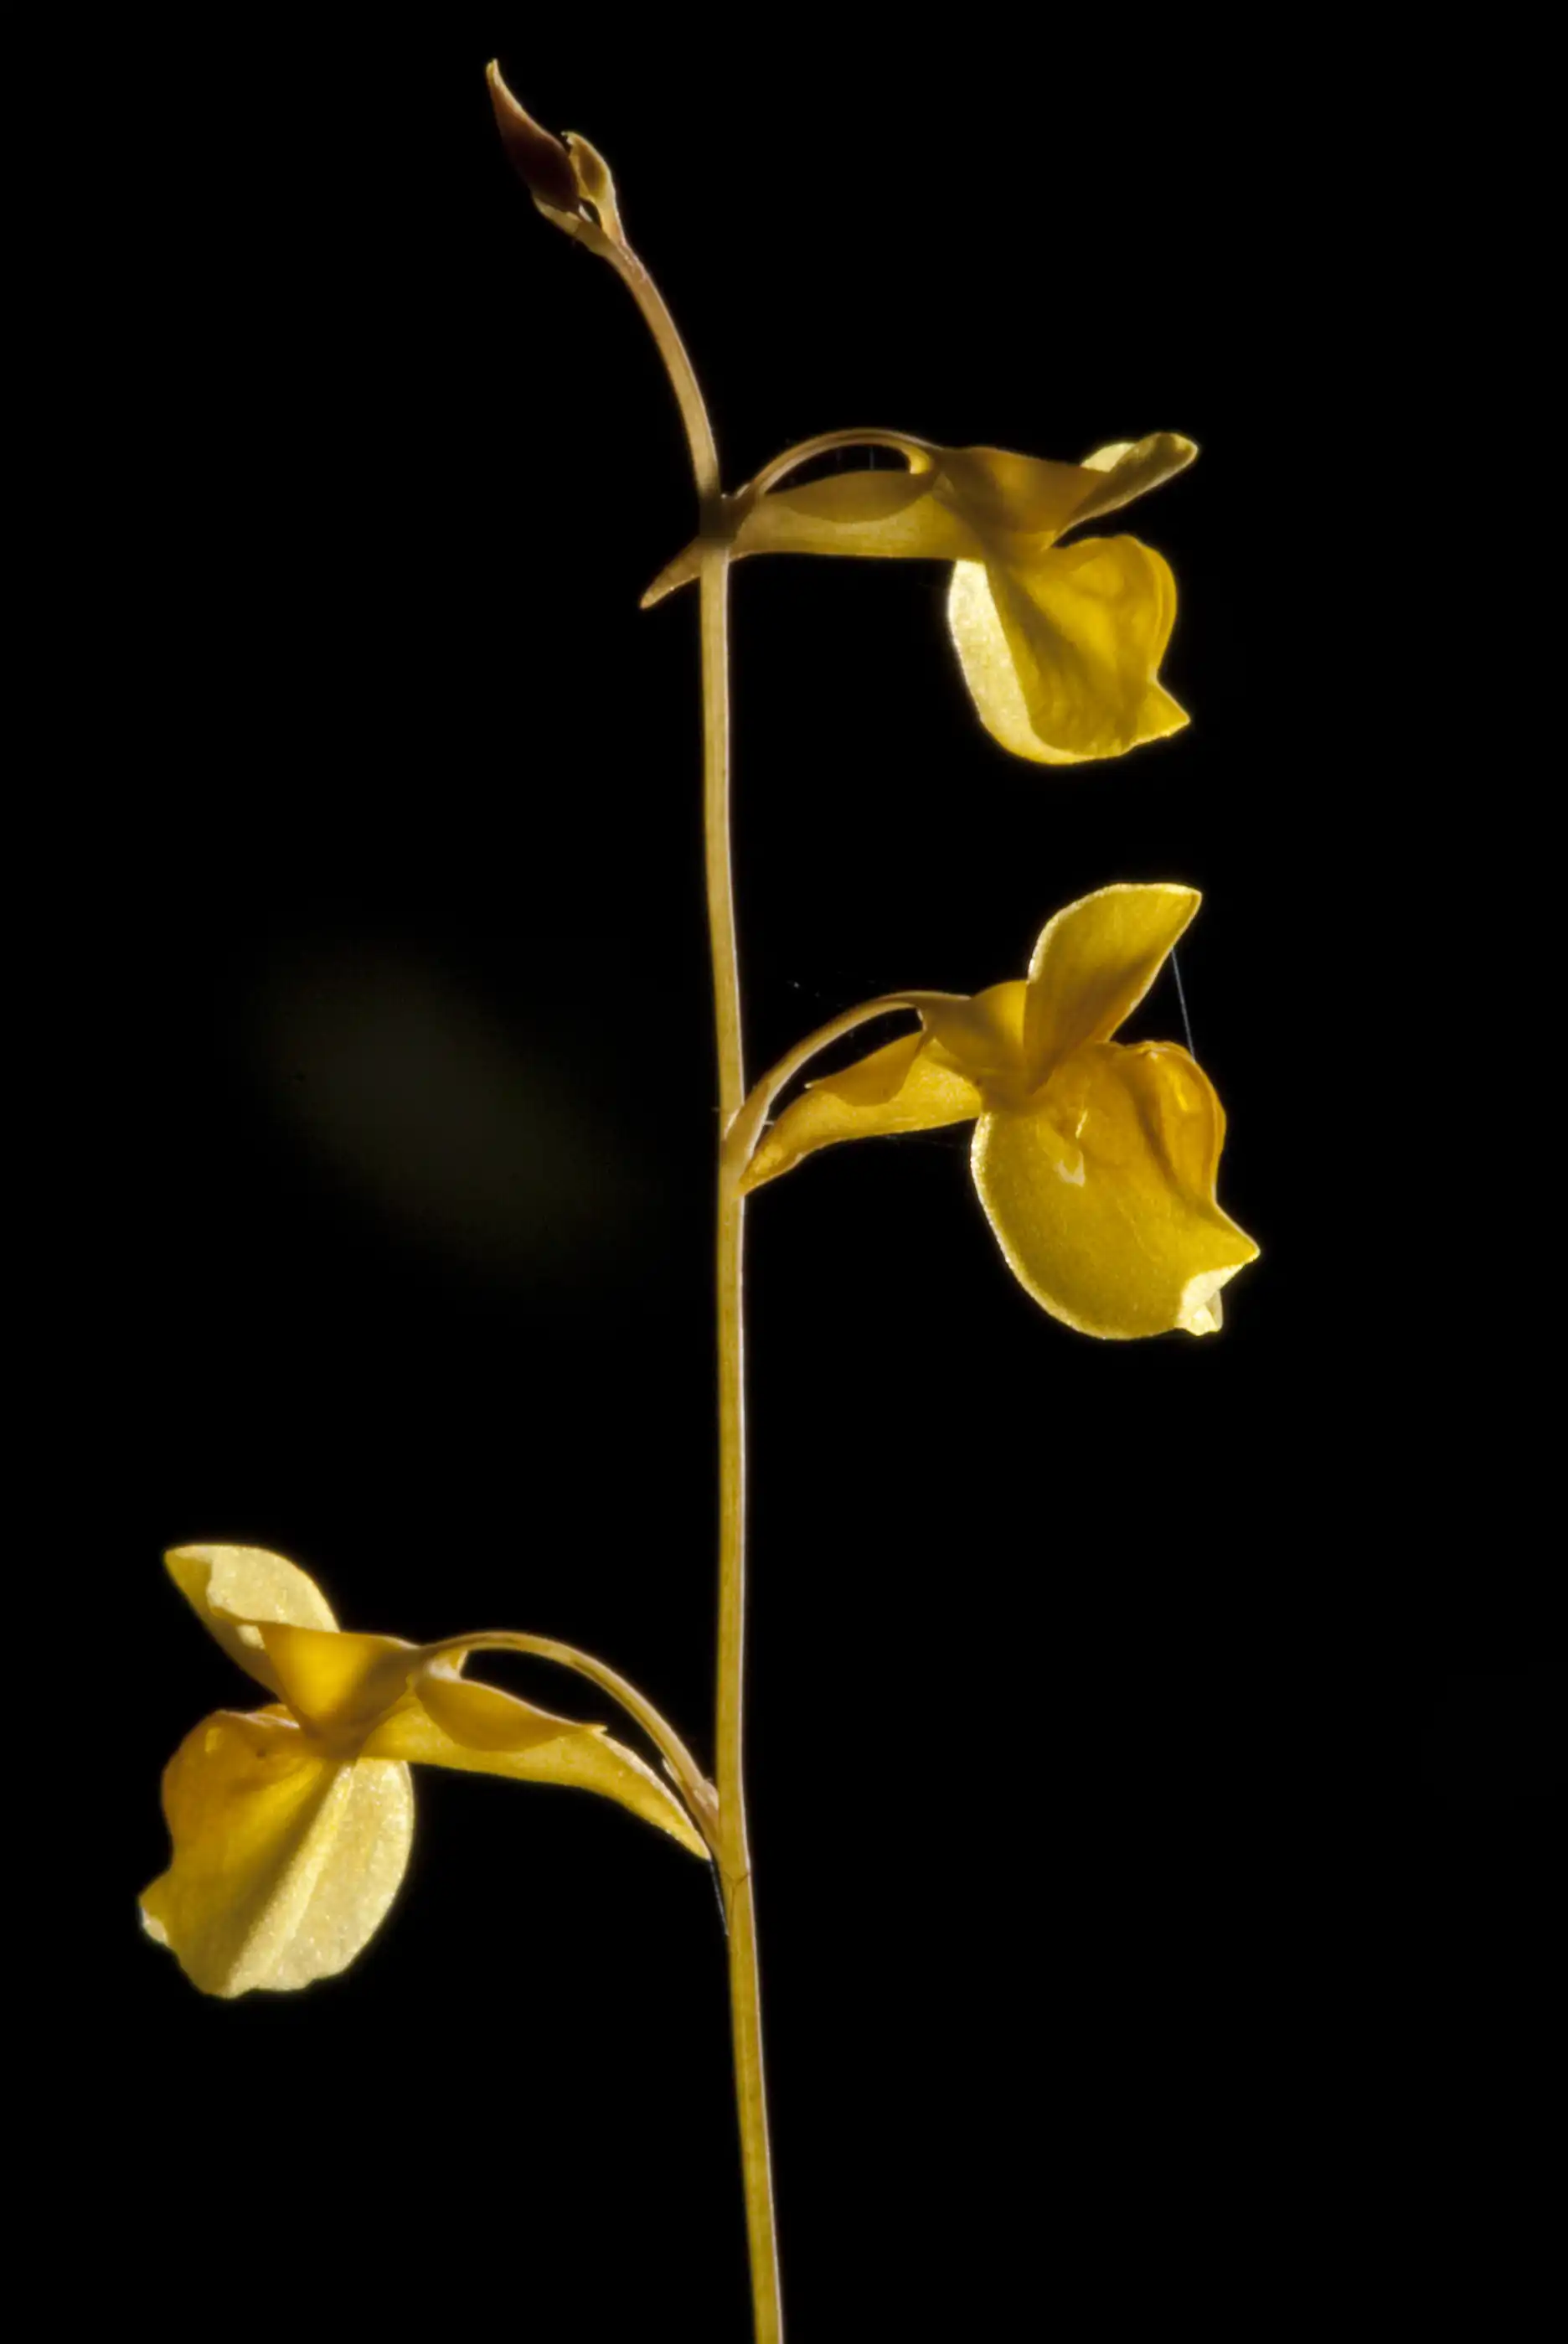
[
  {"left": 1024, "top": 883, "right": 1199, "bottom": 1085},
  {"left": 164, "top": 1544, "right": 340, "bottom": 1703}
]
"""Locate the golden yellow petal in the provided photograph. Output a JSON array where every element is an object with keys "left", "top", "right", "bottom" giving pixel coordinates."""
[
  {"left": 1069, "top": 432, "right": 1197, "bottom": 528},
  {"left": 642, "top": 434, "right": 1192, "bottom": 609},
  {"left": 732, "top": 468, "right": 977, "bottom": 567},
  {"left": 411, "top": 1661, "right": 595, "bottom": 1753},
  {"left": 1024, "top": 883, "right": 1199, "bottom": 1086},
  {"left": 139, "top": 1708, "right": 413, "bottom": 1997},
  {"left": 739, "top": 1031, "right": 983, "bottom": 1193},
  {"left": 1137, "top": 679, "right": 1189, "bottom": 739},
  {"left": 916, "top": 982, "right": 1029, "bottom": 1087},
  {"left": 971, "top": 1041, "right": 1258, "bottom": 1338},
  {"left": 363, "top": 1690, "right": 708, "bottom": 1859},
  {"left": 946, "top": 561, "right": 1081, "bottom": 765},
  {"left": 937, "top": 445, "right": 1107, "bottom": 547},
  {"left": 980, "top": 535, "right": 1188, "bottom": 763},
  {"left": 164, "top": 1544, "right": 339, "bottom": 1701},
  {"left": 256, "top": 1623, "right": 422, "bottom": 1750},
  {"left": 642, "top": 469, "right": 970, "bottom": 607}
]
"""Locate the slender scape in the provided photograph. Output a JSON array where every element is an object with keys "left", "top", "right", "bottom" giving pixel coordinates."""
[{"left": 482, "top": 64, "right": 786, "bottom": 2336}]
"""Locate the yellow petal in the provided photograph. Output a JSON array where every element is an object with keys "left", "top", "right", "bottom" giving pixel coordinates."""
[
  {"left": 917, "top": 981, "right": 1028, "bottom": 1087},
  {"left": 740, "top": 1030, "right": 983, "bottom": 1193},
  {"left": 726, "top": 441, "right": 1166, "bottom": 571},
  {"left": 952, "top": 534, "right": 1187, "bottom": 764},
  {"left": 410, "top": 1660, "right": 595, "bottom": 1753},
  {"left": 164, "top": 1544, "right": 338, "bottom": 1701},
  {"left": 642, "top": 432, "right": 1192, "bottom": 611},
  {"left": 256, "top": 1624, "right": 421, "bottom": 1750},
  {"left": 139, "top": 1708, "right": 413, "bottom": 1997},
  {"left": 971, "top": 1041, "right": 1258, "bottom": 1338},
  {"left": 941, "top": 435, "right": 1191, "bottom": 550},
  {"left": 1069, "top": 432, "right": 1197, "bottom": 528},
  {"left": 1024, "top": 883, "right": 1199, "bottom": 1086},
  {"left": 938, "top": 445, "right": 1108, "bottom": 546},
  {"left": 946, "top": 560, "right": 1080, "bottom": 766},
  {"left": 738, "top": 466, "right": 972, "bottom": 557},
  {"left": 363, "top": 1683, "right": 708, "bottom": 1859},
  {"left": 642, "top": 466, "right": 971, "bottom": 606}
]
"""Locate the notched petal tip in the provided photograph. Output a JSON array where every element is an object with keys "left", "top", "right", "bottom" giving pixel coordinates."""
[{"left": 1179, "top": 1265, "right": 1240, "bottom": 1335}]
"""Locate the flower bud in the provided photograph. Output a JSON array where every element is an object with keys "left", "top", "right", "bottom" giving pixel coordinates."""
[{"left": 486, "top": 62, "right": 580, "bottom": 214}]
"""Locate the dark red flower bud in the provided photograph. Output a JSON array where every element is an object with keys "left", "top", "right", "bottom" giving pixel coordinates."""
[{"left": 486, "top": 63, "right": 580, "bottom": 214}]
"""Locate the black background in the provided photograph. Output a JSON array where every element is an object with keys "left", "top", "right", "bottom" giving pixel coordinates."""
[{"left": 69, "top": 16, "right": 1560, "bottom": 2333}]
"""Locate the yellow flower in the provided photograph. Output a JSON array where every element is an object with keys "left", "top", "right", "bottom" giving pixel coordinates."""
[
  {"left": 645, "top": 431, "right": 1195, "bottom": 763},
  {"left": 740, "top": 885, "right": 1258, "bottom": 1337},
  {"left": 141, "top": 1544, "right": 707, "bottom": 1998}
]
